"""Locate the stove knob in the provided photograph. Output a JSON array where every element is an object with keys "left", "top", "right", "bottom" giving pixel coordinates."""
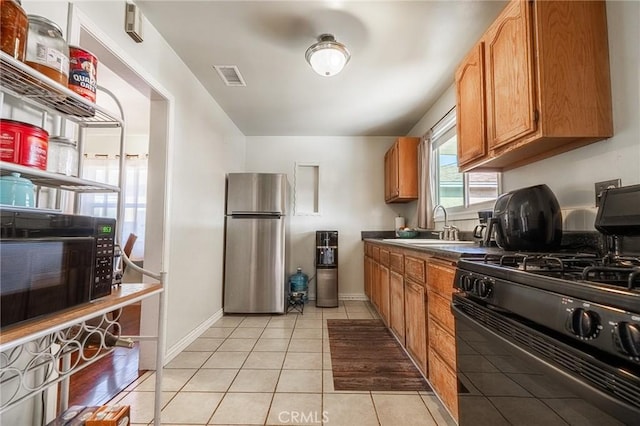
[
  {"left": 475, "top": 278, "right": 493, "bottom": 298},
  {"left": 569, "top": 308, "right": 600, "bottom": 339},
  {"left": 616, "top": 322, "right": 640, "bottom": 358},
  {"left": 460, "top": 275, "right": 475, "bottom": 292}
]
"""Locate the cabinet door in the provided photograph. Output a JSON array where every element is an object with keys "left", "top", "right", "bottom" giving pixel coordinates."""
[
  {"left": 372, "top": 261, "right": 380, "bottom": 310},
  {"left": 456, "top": 42, "right": 487, "bottom": 167},
  {"left": 385, "top": 143, "right": 399, "bottom": 201},
  {"left": 404, "top": 279, "right": 427, "bottom": 375},
  {"left": 364, "top": 256, "right": 372, "bottom": 299},
  {"left": 379, "top": 264, "right": 390, "bottom": 325},
  {"left": 389, "top": 270, "right": 405, "bottom": 344},
  {"left": 484, "top": 0, "right": 536, "bottom": 150}
]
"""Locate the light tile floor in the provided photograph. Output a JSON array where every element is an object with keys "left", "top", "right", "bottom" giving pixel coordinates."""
[{"left": 110, "top": 301, "right": 457, "bottom": 425}]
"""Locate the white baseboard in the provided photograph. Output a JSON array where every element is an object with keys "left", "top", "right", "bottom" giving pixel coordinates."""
[
  {"left": 307, "top": 293, "right": 368, "bottom": 301},
  {"left": 338, "top": 293, "right": 368, "bottom": 301},
  {"left": 164, "top": 308, "right": 223, "bottom": 364}
]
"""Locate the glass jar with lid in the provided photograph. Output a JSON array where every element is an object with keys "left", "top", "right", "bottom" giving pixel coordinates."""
[
  {"left": 0, "top": 0, "right": 28, "bottom": 61},
  {"left": 25, "top": 15, "right": 69, "bottom": 86},
  {"left": 47, "top": 136, "right": 78, "bottom": 176}
]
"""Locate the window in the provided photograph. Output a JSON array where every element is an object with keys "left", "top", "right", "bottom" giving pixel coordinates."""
[
  {"left": 79, "top": 155, "right": 147, "bottom": 260},
  {"left": 431, "top": 108, "right": 500, "bottom": 209}
]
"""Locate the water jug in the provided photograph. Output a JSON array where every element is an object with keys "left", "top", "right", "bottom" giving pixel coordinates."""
[{"left": 289, "top": 268, "right": 309, "bottom": 303}]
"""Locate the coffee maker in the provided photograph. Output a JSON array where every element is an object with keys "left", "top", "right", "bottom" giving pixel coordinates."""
[
  {"left": 473, "top": 210, "right": 496, "bottom": 246},
  {"left": 315, "top": 230, "right": 338, "bottom": 307}
]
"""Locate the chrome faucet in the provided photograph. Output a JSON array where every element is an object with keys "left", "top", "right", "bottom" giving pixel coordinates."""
[{"left": 433, "top": 204, "right": 458, "bottom": 240}]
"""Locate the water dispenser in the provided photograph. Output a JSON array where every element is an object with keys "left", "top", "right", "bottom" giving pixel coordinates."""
[{"left": 315, "top": 230, "right": 338, "bottom": 307}]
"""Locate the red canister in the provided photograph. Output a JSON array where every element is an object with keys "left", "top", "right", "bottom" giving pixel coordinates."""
[
  {"left": 0, "top": 119, "right": 48, "bottom": 169},
  {"left": 68, "top": 45, "right": 98, "bottom": 102}
]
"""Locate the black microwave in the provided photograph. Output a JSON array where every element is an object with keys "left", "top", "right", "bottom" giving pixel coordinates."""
[{"left": 0, "top": 207, "right": 116, "bottom": 328}]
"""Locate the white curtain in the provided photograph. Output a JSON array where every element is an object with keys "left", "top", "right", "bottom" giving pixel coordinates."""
[{"left": 416, "top": 131, "right": 435, "bottom": 229}]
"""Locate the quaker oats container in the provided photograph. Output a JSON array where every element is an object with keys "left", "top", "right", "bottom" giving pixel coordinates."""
[{"left": 68, "top": 45, "right": 98, "bottom": 102}]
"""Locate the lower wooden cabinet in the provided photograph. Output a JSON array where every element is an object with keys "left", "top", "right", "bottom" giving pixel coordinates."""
[
  {"left": 379, "top": 263, "right": 390, "bottom": 326},
  {"left": 389, "top": 270, "right": 405, "bottom": 344},
  {"left": 404, "top": 278, "right": 427, "bottom": 375},
  {"left": 364, "top": 254, "right": 373, "bottom": 299},
  {"left": 363, "top": 243, "right": 458, "bottom": 421},
  {"left": 429, "top": 348, "right": 459, "bottom": 421},
  {"left": 429, "top": 291, "right": 455, "bottom": 334},
  {"left": 428, "top": 317, "right": 456, "bottom": 369},
  {"left": 427, "top": 260, "right": 458, "bottom": 422}
]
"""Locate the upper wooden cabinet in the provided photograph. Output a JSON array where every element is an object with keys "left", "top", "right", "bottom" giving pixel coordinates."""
[
  {"left": 455, "top": 42, "right": 487, "bottom": 166},
  {"left": 384, "top": 137, "right": 420, "bottom": 203},
  {"left": 456, "top": 0, "right": 613, "bottom": 171}
]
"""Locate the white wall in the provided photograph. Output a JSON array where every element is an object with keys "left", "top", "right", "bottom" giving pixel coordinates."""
[
  {"left": 406, "top": 0, "right": 639, "bottom": 232},
  {"left": 18, "top": 0, "right": 246, "bottom": 355},
  {"left": 65, "top": 1, "right": 247, "bottom": 354},
  {"left": 245, "top": 136, "right": 401, "bottom": 298}
]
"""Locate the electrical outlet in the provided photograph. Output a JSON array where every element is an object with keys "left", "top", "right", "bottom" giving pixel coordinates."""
[{"left": 594, "top": 179, "right": 621, "bottom": 206}]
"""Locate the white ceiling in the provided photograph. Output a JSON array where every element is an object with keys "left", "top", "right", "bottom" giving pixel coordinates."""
[{"left": 136, "top": 1, "right": 506, "bottom": 137}]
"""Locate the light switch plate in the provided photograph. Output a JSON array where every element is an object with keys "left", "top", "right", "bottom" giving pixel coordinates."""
[{"left": 594, "top": 179, "right": 621, "bottom": 206}]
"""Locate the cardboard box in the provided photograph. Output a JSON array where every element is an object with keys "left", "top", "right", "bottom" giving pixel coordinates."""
[
  {"left": 85, "top": 405, "right": 130, "bottom": 426},
  {"left": 69, "top": 407, "right": 101, "bottom": 426}
]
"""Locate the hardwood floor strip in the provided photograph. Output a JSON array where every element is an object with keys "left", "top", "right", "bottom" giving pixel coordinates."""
[
  {"left": 66, "top": 303, "right": 144, "bottom": 407},
  {"left": 327, "top": 319, "right": 431, "bottom": 392}
]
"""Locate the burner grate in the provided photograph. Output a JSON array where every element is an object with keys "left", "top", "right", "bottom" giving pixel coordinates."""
[
  {"left": 477, "top": 252, "right": 640, "bottom": 289},
  {"left": 583, "top": 266, "right": 640, "bottom": 290}
]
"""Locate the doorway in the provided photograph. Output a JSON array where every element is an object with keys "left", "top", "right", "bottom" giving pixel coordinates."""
[{"left": 62, "top": 11, "right": 171, "bottom": 404}]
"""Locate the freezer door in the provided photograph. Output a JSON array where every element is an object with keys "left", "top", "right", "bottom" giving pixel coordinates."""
[
  {"left": 226, "top": 173, "right": 288, "bottom": 215},
  {"left": 224, "top": 216, "right": 286, "bottom": 313}
]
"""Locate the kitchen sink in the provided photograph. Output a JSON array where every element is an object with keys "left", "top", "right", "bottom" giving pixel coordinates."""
[{"left": 381, "top": 239, "right": 476, "bottom": 245}]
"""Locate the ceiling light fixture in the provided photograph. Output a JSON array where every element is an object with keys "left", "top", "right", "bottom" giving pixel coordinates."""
[{"left": 305, "top": 34, "right": 350, "bottom": 77}]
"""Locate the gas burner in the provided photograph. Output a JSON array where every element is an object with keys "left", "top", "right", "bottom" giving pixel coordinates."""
[
  {"left": 475, "top": 252, "right": 640, "bottom": 289},
  {"left": 482, "top": 252, "right": 599, "bottom": 271},
  {"left": 583, "top": 265, "right": 640, "bottom": 290}
]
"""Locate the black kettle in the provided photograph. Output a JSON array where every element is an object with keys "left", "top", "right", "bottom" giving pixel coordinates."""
[{"left": 485, "top": 184, "right": 562, "bottom": 251}]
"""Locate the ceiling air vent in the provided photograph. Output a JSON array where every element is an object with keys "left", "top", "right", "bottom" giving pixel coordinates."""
[{"left": 214, "top": 65, "right": 246, "bottom": 87}]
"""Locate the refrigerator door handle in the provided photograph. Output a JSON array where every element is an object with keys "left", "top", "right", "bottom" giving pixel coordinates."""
[{"left": 230, "top": 211, "right": 282, "bottom": 218}]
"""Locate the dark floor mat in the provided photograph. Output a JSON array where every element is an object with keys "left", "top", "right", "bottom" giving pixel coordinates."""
[{"left": 327, "top": 319, "right": 432, "bottom": 392}]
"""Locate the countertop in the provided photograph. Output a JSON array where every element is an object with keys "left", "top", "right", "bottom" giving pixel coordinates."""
[
  {"left": 363, "top": 238, "right": 504, "bottom": 260},
  {"left": 362, "top": 231, "right": 604, "bottom": 261}
]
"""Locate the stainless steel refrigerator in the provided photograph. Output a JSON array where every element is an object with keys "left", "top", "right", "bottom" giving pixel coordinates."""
[{"left": 223, "top": 173, "right": 289, "bottom": 313}]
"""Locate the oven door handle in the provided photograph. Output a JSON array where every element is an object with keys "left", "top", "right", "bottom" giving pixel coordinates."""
[{"left": 451, "top": 298, "right": 640, "bottom": 423}]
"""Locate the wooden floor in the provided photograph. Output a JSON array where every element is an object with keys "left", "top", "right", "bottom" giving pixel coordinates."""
[
  {"left": 66, "top": 303, "right": 145, "bottom": 407},
  {"left": 327, "top": 319, "right": 431, "bottom": 392}
]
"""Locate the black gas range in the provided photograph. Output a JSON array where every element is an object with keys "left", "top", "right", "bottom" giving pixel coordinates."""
[
  {"left": 456, "top": 251, "right": 640, "bottom": 359},
  {"left": 452, "top": 184, "right": 640, "bottom": 426}
]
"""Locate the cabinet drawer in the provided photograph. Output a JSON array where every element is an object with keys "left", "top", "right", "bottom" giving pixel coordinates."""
[
  {"left": 428, "top": 348, "right": 459, "bottom": 422},
  {"left": 390, "top": 252, "right": 404, "bottom": 273},
  {"left": 427, "top": 262, "right": 456, "bottom": 299},
  {"left": 405, "top": 256, "right": 426, "bottom": 284},
  {"left": 428, "top": 291, "right": 455, "bottom": 335},
  {"left": 372, "top": 246, "right": 380, "bottom": 262},
  {"left": 380, "top": 249, "right": 390, "bottom": 266},
  {"left": 428, "top": 317, "right": 456, "bottom": 371}
]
